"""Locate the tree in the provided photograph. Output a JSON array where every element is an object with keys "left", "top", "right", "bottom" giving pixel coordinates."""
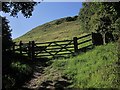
[
  {"left": 2, "top": 17, "right": 12, "bottom": 53},
  {"left": 79, "top": 2, "right": 100, "bottom": 32},
  {"left": 2, "top": 2, "right": 39, "bottom": 89},
  {"left": 2, "top": 1, "right": 39, "bottom": 51},
  {"left": 2, "top": 1, "right": 39, "bottom": 67},
  {"left": 2, "top": 16, "right": 13, "bottom": 74},
  {"left": 92, "top": 2, "right": 120, "bottom": 44},
  {"left": 2, "top": 2, "right": 38, "bottom": 18},
  {"left": 79, "top": 2, "right": 120, "bottom": 44},
  {"left": 2, "top": 1, "right": 38, "bottom": 54},
  {"left": 96, "top": 15, "right": 113, "bottom": 44}
]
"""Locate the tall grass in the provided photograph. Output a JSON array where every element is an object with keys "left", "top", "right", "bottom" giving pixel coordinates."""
[{"left": 51, "top": 42, "right": 119, "bottom": 88}]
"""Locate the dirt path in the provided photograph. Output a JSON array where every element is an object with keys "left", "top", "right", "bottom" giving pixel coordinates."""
[{"left": 22, "top": 60, "right": 72, "bottom": 90}]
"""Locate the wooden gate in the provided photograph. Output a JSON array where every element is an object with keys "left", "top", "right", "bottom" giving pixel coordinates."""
[
  {"left": 35, "top": 39, "right": 74, "bottom": 58},
  {"left": 12, "top": 33, "right": 92, "bottom": 59}
]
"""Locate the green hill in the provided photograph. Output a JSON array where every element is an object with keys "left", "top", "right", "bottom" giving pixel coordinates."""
[{"left": 14, "top": 16, "right": 84, "bottom": 43}]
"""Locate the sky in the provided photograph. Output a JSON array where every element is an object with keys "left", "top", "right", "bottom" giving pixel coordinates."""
[{"left": 1, "top": 2, "right": 82, "bottom": 39}]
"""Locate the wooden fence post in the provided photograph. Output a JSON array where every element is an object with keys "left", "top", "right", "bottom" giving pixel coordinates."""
[
  {"left": 12, "top": 42, "right": 16, "bottom": 53},
  {"left": 73, "top": 37, "right": 78, "bottom": 53},
  {"left": 28, "top": 41, "right": 31, "bottom": 58},
  {"left": 19, "top": 41, "right": 23, "bottom": 56},
  {"left": 31, "top": 41, "right": 35, "bottom": 60}
]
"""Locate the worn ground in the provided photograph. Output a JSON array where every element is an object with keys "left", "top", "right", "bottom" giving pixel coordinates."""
[{"left": 21, "top": 59, "right": 72, "bottom": 90}]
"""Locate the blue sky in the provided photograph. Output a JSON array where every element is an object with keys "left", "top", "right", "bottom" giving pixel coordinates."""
[{"left": 2, "top": 2, "right": 82, "bottom": 39}]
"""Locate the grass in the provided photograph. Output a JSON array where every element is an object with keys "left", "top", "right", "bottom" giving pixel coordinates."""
[
  {"left": 48, "top": 42, "right": 119, "bottom": 88},
  {"left": 14, "top": 17, "right": 84, "bottom": 43},
  {"left": 3, "top": 53, "right": 34, "bottom": 89}
]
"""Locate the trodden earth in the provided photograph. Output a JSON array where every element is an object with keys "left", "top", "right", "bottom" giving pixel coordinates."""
[{"left": 21, "top": 59, "right": 72, "bottom": 90}]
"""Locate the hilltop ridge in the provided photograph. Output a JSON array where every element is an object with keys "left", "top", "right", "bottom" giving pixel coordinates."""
[{"left": 14, "top": 15, "right": 84, "bottom": 43}]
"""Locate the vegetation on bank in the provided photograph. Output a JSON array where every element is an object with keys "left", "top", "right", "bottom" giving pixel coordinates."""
[{"left": 48, "top": 42, "right": 119, "bottom": 88}]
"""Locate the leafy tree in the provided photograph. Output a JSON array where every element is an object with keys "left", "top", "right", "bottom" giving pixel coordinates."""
[
  {"left": 79, "top": 2, "right": 100, "bottom": 32},
  {"left": 79, "top": 2, "right": 120, "bottom": 44},
  {"left": 92, "top": 2, "right": 120, "bottom": 44},
  {"left": 2, "top": 1, "right": 38, "bottom": 56},
  {"left": 2, "top": 1, "right": 38, "bottom": 54},
  {"left": 2, "top": 1, "right": 39, "bottom": 69},
  {"left": 2, "top": 2, "right": 38, "bottom": 18},
  {"left": 2, "top": 1, "right": 39, "bottom": 89},
  {"left": 2, "top": 16, "right": 13, "bottom": 90},
  {"left": 114, "top": 18, "right": 120, "bottom": 34},
  {"left": 2, "top": 17, "right": 14, "bottom": 81},
  {"left": 2, "top": 17, "right": 12, "bottom": 53}
]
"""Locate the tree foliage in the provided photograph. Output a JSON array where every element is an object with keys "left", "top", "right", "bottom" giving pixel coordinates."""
[
  {"left": 78, "top": 2, "right": 120, "bottom": 45},
  {"left": 2, "top": 2, "right": 39, "bottom": 65},
  {"left": 2, "top": 2, "right": 38, "bottom": 52},
  {"left": 2, "top": 2, "right": 38, "bottom": 18},
  {"left": 2, "top": 2, "right": 39, "bottom": 89},
  {"left": 79, "top": 2, "right": 99, "bottom": 32},
  {"left": 79, "top": 2, "right": 120, "bottom": 35},
  {"left": 2, "top": 2, "right": 39, "bottom": 54},
  {"left": 2, "top": 17, "right": 12, "bottom": 53}
]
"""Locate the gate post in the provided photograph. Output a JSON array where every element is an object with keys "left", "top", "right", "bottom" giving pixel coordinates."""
[
  {"left": 12, "top": 42, "right": 16, "bottom": 53},
  {"left": 19, "top": 41, "right": 23, "bottom": 57},
  {"left": 28, "top": 41, "right": 31, "bottom": 59},
  {"left": 73, "top": 37, "right": 78, "bottom": 53},
  {"left": 31, "top": 41, "right": 35, "bottom": 60}
]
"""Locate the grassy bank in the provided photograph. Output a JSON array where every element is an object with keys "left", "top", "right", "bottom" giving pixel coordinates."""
[{"left": 49, "top": 42, "right": 119, "bottom": 88}]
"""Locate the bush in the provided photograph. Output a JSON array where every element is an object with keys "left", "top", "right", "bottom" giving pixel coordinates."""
[
  {"left": 65, "top": 17, "right": 74, "bottom": 22},
  {"left": 11, "top": 61, "right": 32, "bottom": 75},
  {"left": 73, "top": 15, "right": 78, "bottom": 21},
  {"left": 55, "top": 18, "right": 65, "bottom": 25},
  {"left": 55, "top": 20, "right": 63, "bottom": 25},
  {"left": 113, "top": 33, "right": 119, "bottom": 41},
  {"left": 65, "top": 16, "right": 78, "bottom": 22}
]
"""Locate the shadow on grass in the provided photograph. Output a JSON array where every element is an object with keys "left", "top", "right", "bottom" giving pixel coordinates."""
[
  {"left": 77, "top": 44, "right": 94, "bottom": 54},
  {"left": 3, "top": 52, "right": 52, "bottom": 90}
]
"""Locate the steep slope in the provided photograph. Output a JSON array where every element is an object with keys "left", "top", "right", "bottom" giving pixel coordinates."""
[{"left": 14, "top": 16, "right": 83, "bottom": 43}]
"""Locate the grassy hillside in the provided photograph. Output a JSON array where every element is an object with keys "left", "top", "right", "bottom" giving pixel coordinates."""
[
  {"left": 14, "top": 16, "right": 84, "bottom": 43},
  {"left": 39, "top": 42, "right": 119, "bottom": 88}
]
